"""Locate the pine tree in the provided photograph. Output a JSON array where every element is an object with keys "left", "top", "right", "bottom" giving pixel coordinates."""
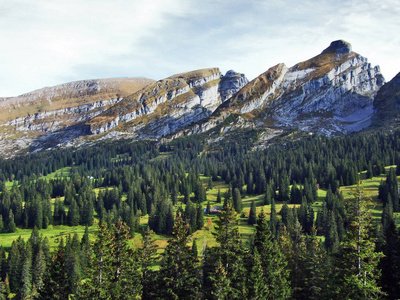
[
  {"left": 337, "top": 184, "right": 384, "bottom": 299},
  {"left": 253, "top": 211, "right": 291, "bottom": 299},
  {"left": 205, "top": 204, "right": 247, "bottom": 299},
  {"left": 139, "top": 227, "right": 158, "bottom": 300},
  {"left": 20, "top": 243, "right": 33, "bottom": 299},
  {"left": 157, "top": 214, "right": 199, "bottom": 299},
  {"left": 196, "top": 204, "right": 204, "bottom": 230},
  {"left": 216, "top": 189, "right": 222, "bottom": 204},
  {"left": 79, "top": 222, "right": 141, "bottom": 299},
  {"left": 232, "top": 188, "right": 242, "bottom": 213},
  {"left": 248, "top": 200, "right": 257, "bottom": 225},
  {"left": 379, "top": 220, "right": 400, "bottom": 299},
  {"left": 40, "top": 240, "right": 71, "bottom": 299}
]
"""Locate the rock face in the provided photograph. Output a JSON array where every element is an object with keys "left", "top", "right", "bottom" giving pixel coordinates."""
[
  {"left": 0, "top": 40, "right": 395, "bottom": 157},
  {"left": 0, "top": 77, "right": 154, "bottom": 122},
  {"left": 225, "top": 40, "right": 385, "bottom": 135},
  {"left": 87, "top": 68, "right": 248, "bottom": 138},
  {"left": 219, "top": 70, "right": 249, "bottom": 103},
  {"left": 372, "top": 72, "right": 400, "bottom": 126},
  {"left": 0, "top": 77, "right": 154, "bottom": 156}
]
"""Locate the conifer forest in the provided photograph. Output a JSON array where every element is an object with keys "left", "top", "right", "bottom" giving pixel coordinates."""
[{"left": 1, "top": 129, "right": 400, "bottom": 299}]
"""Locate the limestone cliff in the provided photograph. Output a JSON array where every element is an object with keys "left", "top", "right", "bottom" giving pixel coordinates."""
[
  {"left": 224, "top": 40, "right": 385, "bottom": 136},
  {"left": 87, "top": 68, "right": 248, "bottom": 138}
]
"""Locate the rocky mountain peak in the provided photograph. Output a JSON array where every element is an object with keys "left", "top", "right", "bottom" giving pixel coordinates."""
[
  {"left": 321, "top": 40, "right": 352, "bottom": 54},
  {"left": 219, "top": 70, "right": 248, "bottom": 103}
]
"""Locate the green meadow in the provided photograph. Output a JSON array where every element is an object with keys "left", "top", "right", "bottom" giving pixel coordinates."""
[{"left": 0, "top": 166, "right": 398, "bottom": 251}]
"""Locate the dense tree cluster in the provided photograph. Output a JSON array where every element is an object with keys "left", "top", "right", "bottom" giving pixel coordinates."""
[{"left": 0, "top": 128, "right": 400, "bottom": 298}]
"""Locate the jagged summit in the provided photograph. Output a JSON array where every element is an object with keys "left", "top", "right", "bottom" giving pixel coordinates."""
[{"left": 321, "top": 40, "right": 352, "bottom": 54}]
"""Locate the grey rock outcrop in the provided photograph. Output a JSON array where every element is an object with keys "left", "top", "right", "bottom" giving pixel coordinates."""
[
  {"left": 88, "top": 68, "right": 248, "bottom": 138},
  {"left": 224, "top": 40, "right": 385, "bottom": 136},
  {"left": 219, "top": 70, "right": 249, "bottom": 103}
]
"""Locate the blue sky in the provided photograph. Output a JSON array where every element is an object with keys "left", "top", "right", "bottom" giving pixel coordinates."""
[{"left": 0, "top": 0, "right": 399, "bottom": 97}]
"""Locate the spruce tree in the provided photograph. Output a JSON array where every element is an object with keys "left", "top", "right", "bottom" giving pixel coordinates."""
[
  {"left": 379, "top": 220, "right": 400, "bottom": 299},
  {"left": 303, "top": 226, "right": 331, "bottom": 299},
  {"left": 139, "top": 227, "right": 158, "bottom": 300},
  {"left": 337, "top": 184, "right": 384, "bottom": 299},
  {"left": 20, "top": 243, "right": 33, "bottom": 300},
  {"left": 208, "top": 257, "right": 231, "bottom": 300},
  {"left": 248, "top": 200, "right": 257, "bottom": 225},
  {"left": 40, "top": 240, "right": 70, "bottom": 299},
  {"left": 216, "top": 189, "right": 222, "bottom": 204},
  {"left": 79, "top": 222, "right": 141, "bottom": 299},
  {"left": 232, "top": 188, "right": 242, "bottom": 213},
  {"left": 157, "top": 214, "right": 199, "bottom": 299},
  {"left": 6, "top": 210, "right": 16, "bottom": 233},
  {"left": 196, "top": 204, "right": 204, "bottom": 230},
  {"left": 253, "top": 211, "right": 291, "bottom": 299},
  {"left": 246, "top": 248, "right": 267, "bottom": 299},
  {"left": 205, "top": 204, "right": 247, "bottom": 299}
]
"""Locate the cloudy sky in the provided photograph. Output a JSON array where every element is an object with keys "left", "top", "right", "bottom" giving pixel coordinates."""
[{"left": 1, "top": 0, "right": 399, "bottom": 97}]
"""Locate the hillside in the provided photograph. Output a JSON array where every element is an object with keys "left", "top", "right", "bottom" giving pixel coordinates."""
[{"left": 0, "top": 126, "right": 399, "bottom": 298}]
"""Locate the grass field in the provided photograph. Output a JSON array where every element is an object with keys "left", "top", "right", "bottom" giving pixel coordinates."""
[
  {"left": 1, "top": 166, "right": 398, "bottom": 252},
  {"left": 0, "top": 223, "right": 99, "bottom": 250}
]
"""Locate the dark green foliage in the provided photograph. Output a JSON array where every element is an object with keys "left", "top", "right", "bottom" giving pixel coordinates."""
[
  {"left": 2, "top": 119, "right": 400, "bottom": 299},
  {"left": 139, "top": 227, "right": 158, "bottom": 300},
  {"left": 248, "top": 200, "right": 257, "bottom": 225},
  {"left": 337, "top": 185, "right": 384, "bottom": 299},
  {"left": 79, "top": 222, "right": 141, "bottom": 299},
  {"left": 40, "top": 240, "right": 71, "bottom": 300},
  {"left": 380, "top": 220, "right": 400, "bottom": 299},
  {"left": 157, "top": 214, "right": 199, "bottom": 299},
  {"left": 204, "top": 204, "right": 248, "bottom": 299},
  {"left": 253, "top": 211, "right": 291, "bottom": 299},
  {"left": 232, "top": 188, "right": 242, "bottom": 213},
  {"left": 216, "top": 189, "right": 222, "bottom": 203}
]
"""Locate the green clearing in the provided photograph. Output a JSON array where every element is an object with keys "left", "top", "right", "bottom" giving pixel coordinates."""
[
  {"left": 0, "top": 166, "right": 397, "bottom": 252},
  {"left": 0, "top": 223, "right": 99, "bottom": 250}
]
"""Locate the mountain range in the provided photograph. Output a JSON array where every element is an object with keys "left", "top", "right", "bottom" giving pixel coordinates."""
[{"left": 0, "top": 40, "right": 399, "bottom": 158}]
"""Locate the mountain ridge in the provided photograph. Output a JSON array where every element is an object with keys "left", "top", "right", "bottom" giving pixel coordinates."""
[{"left": 0, "top": 40, "right": 398, "bottom": 158}]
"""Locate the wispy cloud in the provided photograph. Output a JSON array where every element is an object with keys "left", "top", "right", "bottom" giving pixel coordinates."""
[{"left": 0, "top": 0, "right": 398, "bottom": 96}]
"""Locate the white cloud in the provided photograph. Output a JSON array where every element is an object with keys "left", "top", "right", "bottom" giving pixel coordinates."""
[{"left": 0, "top": 0, "right": 398, "bottom": 97}]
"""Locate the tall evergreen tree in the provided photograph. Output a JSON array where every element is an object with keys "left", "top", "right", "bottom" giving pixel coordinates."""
[
  {"left": 79, "top": 222, "right": 141, "bottom": 299},
  {"left": 248, "top": 200, "right": 257, "bottom": 225},
  {"left": 337, "top": 184, "right": 384, "bottom": 299},
  {"left": 157, "top": 214, "right": 199, "bottom": 299},
  {"left": 40, "top": 239, "right": 71, "bottom": 300},
  {"left": 232, "top": 188, "right": 242, "bottom": 213},
  {"left": 205, "top": 204, "right": 247, "bottom": 299},
  {"left": 139, "top": 227, "right": 158, "bottom": 300},
  {"left": 253, "top": 211, "right": 291, "bottom": 299},
  {"left": 379, "top": 220, "right": 400, "bottom": 299}
]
